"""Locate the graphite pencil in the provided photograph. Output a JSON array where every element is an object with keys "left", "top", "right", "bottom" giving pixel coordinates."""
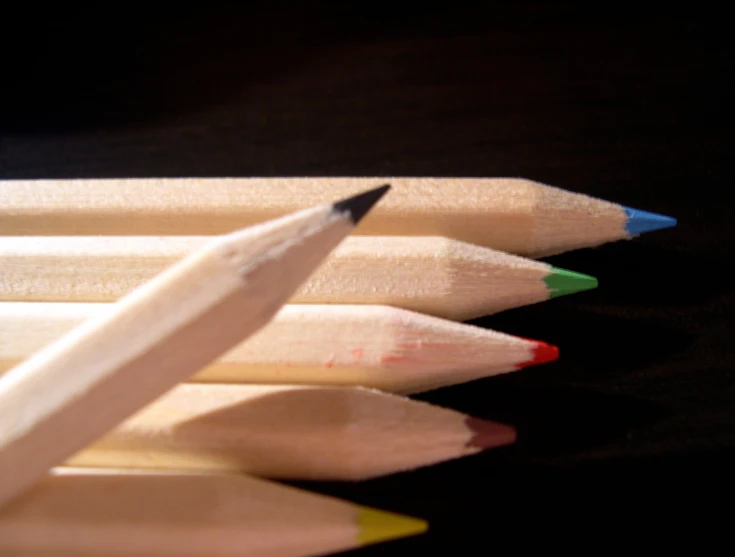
[
  {"left": 0, "top": 235, "right": 597, "bottom": 320},
  {"left": 0, "top": 177, "right": 677, "bottom": 256},
  {"left": 63, "top": 383, "right": 515, "bottom": 480},
  {"left": 0, "top": 468, "right": 427, "bottom": 556},
  {"left": 0, "top": 185, "right": 390, "bottom": 508},
  {"left": 0, "top": 302, "right": 556, "bottom": 393}
]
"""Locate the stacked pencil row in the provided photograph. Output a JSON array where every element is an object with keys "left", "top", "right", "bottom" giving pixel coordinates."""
[{"left": 0, "top": 177, "right": 676, "bottom": 556}]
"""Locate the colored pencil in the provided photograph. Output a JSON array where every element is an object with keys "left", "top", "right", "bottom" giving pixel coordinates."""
[
  {"left": 0, "top": 235, "right": 597, "bottom": 320},
  {"left": 0, "top": 302, "right": 557, "bottom": 393},
  {"left": 0, "top": 177, "right": 677, "bottom": 256},
  {"left": 0, "top": 185, "right": 390, "bottom": 508},
  {"left": 0, "top": 468, "right": 427, "bottom": 556},
  {"left": 0, "top": 302, "right": 558, "bottom": 394},
  {"left": 63, "top": 383, "right": 515, "bottom": 479}
]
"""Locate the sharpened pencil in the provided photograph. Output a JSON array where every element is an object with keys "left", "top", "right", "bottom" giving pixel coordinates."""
[
  {"left": 62, "top": 383, "right": 516, "bottom": 480},
  {"left": 0, "top": 235, "right": 597, "bottom": 320},
  {"left": 0, "top": 468, "right": 427, "bottom": 556},
  {"left": 0, "top": 302, "right": 557, "bottom": 393},
  {"left": 0, "top": 184, "right": 390, "bottom": 508},
  {"left": 0, "top": 177, "right": 677, "bottom": 256}
]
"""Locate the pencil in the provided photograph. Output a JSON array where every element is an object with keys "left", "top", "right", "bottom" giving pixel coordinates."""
[
  {"left": 62, "top": 383, "right": 515, "bottom": 480},
  {"left": 0, "top": 468, "right": 427, "bottom": 556},
  {"left": 0, "top": 302, "right": 557, "bottom": 393},
  {"left": 0, "top": 184, "right": 390, "bottom": 508},
  {"left": 0, "top": 177, "right": 677, "bottom": 256},
  {"left": 0, "top": 235, "right": 597, "bottom": 320}
]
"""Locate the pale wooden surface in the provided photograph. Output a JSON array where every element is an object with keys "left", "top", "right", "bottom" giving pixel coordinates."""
[
  {"left": 65, "top": 383, "right": 515, "bottom": 479},
  {"left": 0, "top": 177, "right": 628, "bottom": 256},
  {"left": 0, "top": 235, "right": 556, "bottom": 320},
  {"left": 0, "top": 468, "right": 419, "bottom": 556},
  {"left": 0, "top": 201, "right": 355, "bottom": 507},
  {"left": 0, "top": 302, "right": 537, "bottom": 393}
]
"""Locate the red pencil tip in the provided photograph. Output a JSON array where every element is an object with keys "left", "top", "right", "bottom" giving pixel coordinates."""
[
  {"left": 518, "top": 340, "right": 559, "bottom": 368},
  {"left": 465, "top": 417, "right": 516, "bottom": 450}
]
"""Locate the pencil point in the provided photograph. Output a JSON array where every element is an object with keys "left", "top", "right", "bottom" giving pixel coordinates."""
[
  {"left": 356, "top": 507, "right": 428, "bottom": 546},
  {"left": 623, "top": 206, "right": 677, "bottom": 236},
  {"left": 518, "top": 340, "right": 559, "bottom": 368},
  {"left": 465, "top": 417, "right": 517, "bottom": 450},
  {"left": 544, "top": 267, "right": 598, "bottom": 298},
  {"left": 333, "top": 184, "right": 391, "bottom": 224}
]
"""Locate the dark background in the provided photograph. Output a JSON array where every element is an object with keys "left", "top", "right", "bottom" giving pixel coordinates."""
[{"left": 1, "top": 2, "right": 733, "bottom": 553}]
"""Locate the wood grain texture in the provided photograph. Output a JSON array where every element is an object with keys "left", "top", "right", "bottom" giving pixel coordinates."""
[
  {"left": 0, "top": 198, "right": 362, "bottom": 507},
  {"left": 64, "top": 383, "right": 515, "bottom": 479},
  {"left": 0, "top": 177, "right": 627, "bottom": 257},
  {"left": 0, "top": 468, "right": 426, "bottom": 556},
  {"left": 0, "top": 235, "right": 563, "bottom": 319},
  {"left": 0, "top": 302, "right": 543, "bottom": 393}
]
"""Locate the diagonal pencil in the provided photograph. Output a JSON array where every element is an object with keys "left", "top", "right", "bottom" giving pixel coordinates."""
[
  {"left": 0, "top": 302, "right": 557, "bottom": 393},
  {"left": 0, "top": 184, "right": 390, "bottom": 508},
  {"left": 0, "top": 177, "right": 676, "bottom": 256},
  {"left": 0, "top": 235, "right": 597, "bottom": 320},
  {"left": 0, "top": 468, "right": 427, "bottom": 556},
  {"left": 63, "top": 383, "right": 516, "bottom": 480}
]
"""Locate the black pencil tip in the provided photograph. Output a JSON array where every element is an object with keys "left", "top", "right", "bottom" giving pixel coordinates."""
[{"left": 332, "top": 184, "right": 391, "bottom": 225}]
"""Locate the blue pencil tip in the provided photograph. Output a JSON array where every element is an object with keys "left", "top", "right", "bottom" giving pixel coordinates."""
[{"left": 623, "top": 207, "right": 677, "bottom": 236}]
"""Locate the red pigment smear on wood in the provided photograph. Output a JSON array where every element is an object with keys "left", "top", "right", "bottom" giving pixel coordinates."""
[
  {"left": 350, "top": 348, "right": 363, "bottom": 364},
  {"left": 379, "top": 354, "right": 417, "bottom": 365}
]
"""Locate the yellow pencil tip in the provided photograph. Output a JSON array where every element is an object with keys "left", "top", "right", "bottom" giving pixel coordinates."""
[{"left": 356, "top": 506, "right": 428, "bottom": 546}]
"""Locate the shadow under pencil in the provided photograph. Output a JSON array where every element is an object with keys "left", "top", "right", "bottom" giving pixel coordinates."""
[
  {"left": 418, "top": 381, "right": 664, "bottom": 461},
  {"left": 541, "top": 241, "right": 731, "bottom": 307},
  {"left": 471, "top": 305, "right": 695, "bottom": 381}
]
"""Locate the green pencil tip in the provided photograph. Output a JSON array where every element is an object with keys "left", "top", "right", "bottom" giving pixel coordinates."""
[{"left": 544, "top": 267, "right": 598, "bottom": 298}]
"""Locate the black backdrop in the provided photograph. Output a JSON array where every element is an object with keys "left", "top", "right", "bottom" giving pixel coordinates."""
[{"left": 1, "top": 3, "right": 733, "bottom": 554}]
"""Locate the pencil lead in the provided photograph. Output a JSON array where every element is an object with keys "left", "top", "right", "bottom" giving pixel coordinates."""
[
  {"left": 464, "top": 417, "right": 517, "bottom": 450},
  {"left": 623, "top": 207, "right": 677, "bottom": 236},
  {"left": 544, "top": 267, "right": 598, "bottom": 298},
  {"left": 517, "top": 340, "right": 559, "bottom": 368},
  {"left": 356, "top": 507, "right": 428, "bottom": 546},
  {"left": 333, "top": 184, "right": 391, "bottom": 224}
]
